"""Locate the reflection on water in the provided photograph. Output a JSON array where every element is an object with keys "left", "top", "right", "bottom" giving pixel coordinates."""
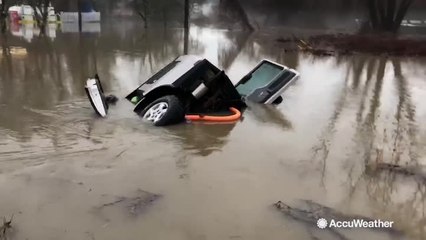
[
  {"left": 9, "top": 22, "right": 101, "bottom": 42},
  {"left": 168, "top": 123, "right": 237, "bottom": 157},
  {"left": 1, "top": 20, "right": 426, "bottom": 240}
]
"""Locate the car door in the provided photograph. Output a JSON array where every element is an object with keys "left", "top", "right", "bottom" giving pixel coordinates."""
[
  {"left": 85, "top": 75, "right": 109, "bottom": 117},
  {"left": 235, "top": 60, "right": 299, "bottom": 104}
]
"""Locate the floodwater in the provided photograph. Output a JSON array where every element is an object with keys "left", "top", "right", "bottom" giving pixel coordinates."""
[{"left": 1, "top": 20, "right": 426, "bottom": 240}]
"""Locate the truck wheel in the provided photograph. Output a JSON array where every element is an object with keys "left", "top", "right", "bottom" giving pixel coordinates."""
[{"left": 140, "top": 95, "right": 185, "bottom": 126}]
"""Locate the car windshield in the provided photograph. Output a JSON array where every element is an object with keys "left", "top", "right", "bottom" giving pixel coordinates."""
[{"left": 236, "top": 62, "right": 283, "bottom": 96}]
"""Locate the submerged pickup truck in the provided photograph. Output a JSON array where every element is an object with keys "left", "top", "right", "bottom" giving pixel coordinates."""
[{"left": 85, "top": 55, "right": 299, "bottom": 126}]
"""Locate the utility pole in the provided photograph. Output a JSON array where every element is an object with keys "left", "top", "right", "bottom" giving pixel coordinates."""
[
  {"left": 78, "top": 0, "right": 82, "bottom": 32},
  {"left": 183, "top": 0, "right": 189, "bottom": 54}
]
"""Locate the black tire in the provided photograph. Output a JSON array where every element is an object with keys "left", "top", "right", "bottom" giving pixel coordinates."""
[{"left": 140, "top": 95, "right": 185, "bottom": 126}]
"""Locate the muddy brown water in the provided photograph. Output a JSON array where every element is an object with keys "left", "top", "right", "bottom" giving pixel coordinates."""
[{"left": 1, "top": 21, "right": 426, "bottom": 240}]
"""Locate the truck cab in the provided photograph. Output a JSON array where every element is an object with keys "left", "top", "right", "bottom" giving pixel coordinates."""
[{"left": 85, "top": 55, "right": 299, "bottom": 126}]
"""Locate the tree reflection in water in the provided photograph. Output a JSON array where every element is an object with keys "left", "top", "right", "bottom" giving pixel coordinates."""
[{"left": 301, "top": 53, "right": 425, "bottom": 239}]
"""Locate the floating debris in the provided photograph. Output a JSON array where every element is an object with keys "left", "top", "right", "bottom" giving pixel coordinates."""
[
  {"left": 277, "top": 34, "right": 426, "bottom": 56},
  {"left": 366, "top": 162, "right": 426, "bottom": 181},
  {"left": 94, "top": 189, "right": 161, "bottom": 220},
  {"left": 0, "top": 215, "right": 13, "bottom": 240},
  {"left": 0, "top": 47, "right": 28, "bottom": 58},
  {"left": 9, "top": 47, "right": 27, "bottom": 57}
]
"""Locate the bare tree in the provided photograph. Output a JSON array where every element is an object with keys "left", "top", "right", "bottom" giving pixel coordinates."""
[
  {"left": 134, "top": 0, "right": 149, "bottom": 28},
  {"left": 0, "top": 0, "right": 10, "bottom": 33},
  {"left": 366, "top": 0, "right": 414, "bottom": 32},
  {"left": 219, "top": 0, "right": 254, "bottom": 31},
  {"left": 28, "top": 0, "right": 51, "bottom": 35}
]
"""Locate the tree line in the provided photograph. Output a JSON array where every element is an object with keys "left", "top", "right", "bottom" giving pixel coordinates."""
[
  {"left": 224, "top": 0, "right": 418, "bottom": 33},
  {"left": 0, "top": 0, "right": 421, "bottom": 34}
]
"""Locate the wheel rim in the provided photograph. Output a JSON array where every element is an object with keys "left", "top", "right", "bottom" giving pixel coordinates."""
[{"left": 143, "top": 102, "right": 169, "bottom": 123}]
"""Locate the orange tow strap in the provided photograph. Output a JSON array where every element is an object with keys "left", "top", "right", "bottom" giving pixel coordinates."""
[{"left": 185, "top": 107, "right": 242, "bottom": 122}]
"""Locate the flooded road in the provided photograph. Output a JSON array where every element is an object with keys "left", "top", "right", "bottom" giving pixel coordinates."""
[{"left": 1, "top": 20, "right": 426, "bottom": 240}]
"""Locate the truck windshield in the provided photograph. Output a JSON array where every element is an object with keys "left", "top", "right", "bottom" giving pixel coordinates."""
[{"left": 236, "top": 62, "right": 283, "bottom": 96}]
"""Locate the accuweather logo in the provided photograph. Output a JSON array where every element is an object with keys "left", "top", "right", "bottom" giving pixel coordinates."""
[
  {"left": 317, "top": 218, "right": 328, "bottom": 229},
  {"left": 316, "top": 218, "right": 394, "bottom": 229}
]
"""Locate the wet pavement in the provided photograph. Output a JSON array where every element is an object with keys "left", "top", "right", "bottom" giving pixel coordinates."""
[{"left": 1, "top": 20, "right": 426, "bottom": 240}]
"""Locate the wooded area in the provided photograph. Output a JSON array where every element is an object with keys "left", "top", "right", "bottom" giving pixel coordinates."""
[{"left": 0, "top": 0, "right": 424, "bottom": 34}]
